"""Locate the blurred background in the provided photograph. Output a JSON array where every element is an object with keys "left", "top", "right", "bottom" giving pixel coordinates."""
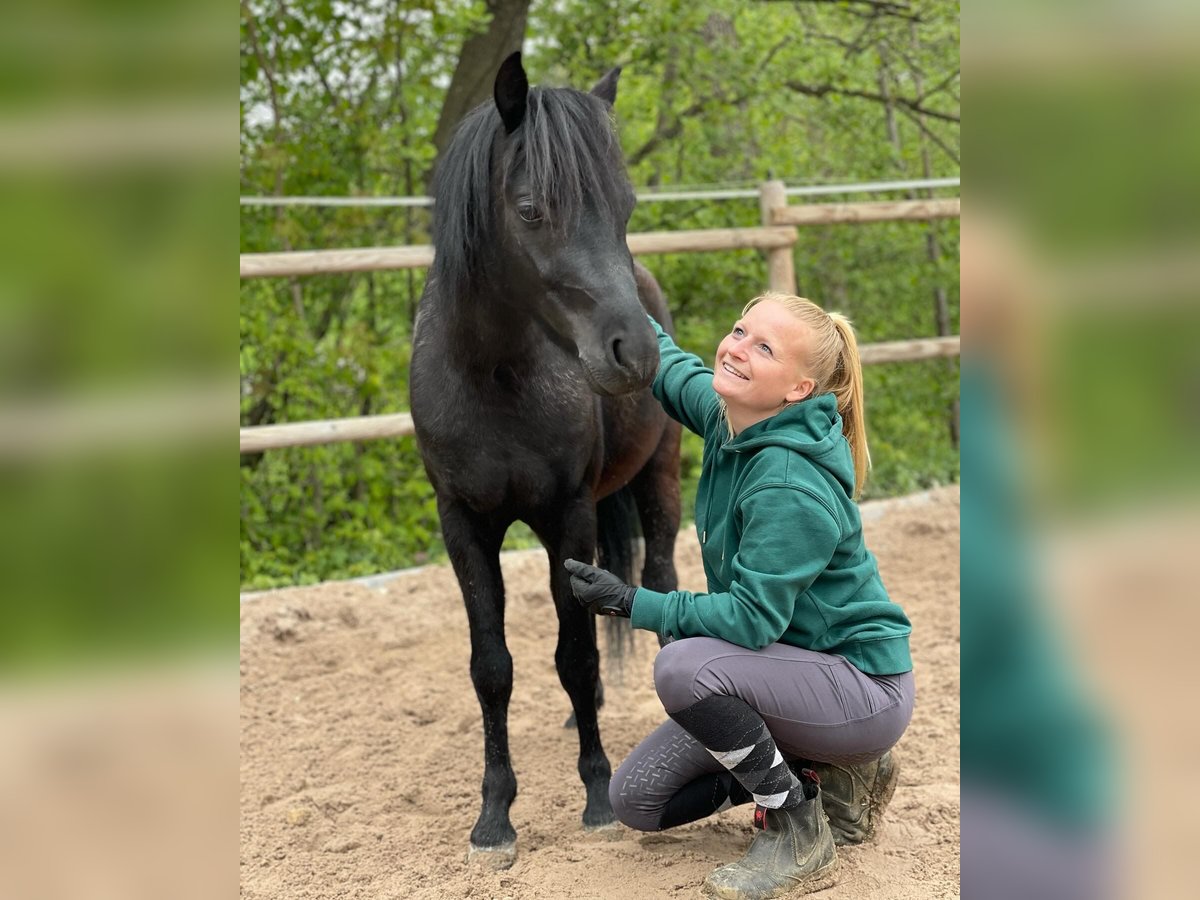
[
  {"left": 963, "top": 3, "right": 1200, "bottom": 898},
  {"left": 1, "top": 1, "right": 232, "bottom": 897}
]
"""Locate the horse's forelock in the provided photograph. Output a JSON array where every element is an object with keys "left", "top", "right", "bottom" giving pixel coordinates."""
[
  {"left": 516, "top": 87, "right": 627, "bottom": 233},
  {"left": 430, "top": 84, "right": 630, "bottom": 297}
]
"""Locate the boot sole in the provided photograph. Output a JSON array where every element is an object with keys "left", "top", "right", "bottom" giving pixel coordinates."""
[
  {"left": 701, "top": 857, "right": 839, "bottom": 900},
  {"left": 829, "top": 752, "right": 901, "bottom": 846},
  {"left": 865, "top": 753, "right": 900, "bottom": 841}
]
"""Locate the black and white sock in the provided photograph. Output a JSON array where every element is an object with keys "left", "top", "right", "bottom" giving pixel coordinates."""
[{"left": 669, "top": 694, "right": 805, "bottom": 810}]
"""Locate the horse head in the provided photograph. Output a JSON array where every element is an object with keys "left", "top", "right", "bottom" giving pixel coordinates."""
[{"left": 431, "top": 52, "right": 658, "bottom": 396}]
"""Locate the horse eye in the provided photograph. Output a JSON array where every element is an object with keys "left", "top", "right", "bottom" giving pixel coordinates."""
[{"left": 518, "top": 202, "right": 543, "bottom": 224}]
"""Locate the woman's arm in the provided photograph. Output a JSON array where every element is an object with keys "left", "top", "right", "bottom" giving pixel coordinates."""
[
  {"left": 630, "top": 485, "right": 840, "bottom": 649},
  {"left": 648, "top": 316, "right": 721, "bottom": 438}
]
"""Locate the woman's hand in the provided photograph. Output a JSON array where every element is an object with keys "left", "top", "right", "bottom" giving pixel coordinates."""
[{"left": 564, "top": 559, "right": 636, "bottom": 618}]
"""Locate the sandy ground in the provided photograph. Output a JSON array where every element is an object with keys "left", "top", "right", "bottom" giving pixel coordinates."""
[{"left": 240, "top": 485, "right": 959, "bottom": 899}]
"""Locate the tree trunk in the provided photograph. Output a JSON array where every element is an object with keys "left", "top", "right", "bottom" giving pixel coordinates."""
[
  {"left": 880, "top": 38, "right": 958, "bottom": 449},
  {"left": 428, "top": 0, "right": 532, "bottom": 188},
  {"left": 906, "top": 24, "right": 958, "bottom": 448}
]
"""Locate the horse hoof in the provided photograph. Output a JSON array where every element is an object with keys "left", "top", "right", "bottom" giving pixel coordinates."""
[
  {"left": 583, "top": 819, "right": 621, "bottom": 838},
  {"left": 467, "top": 842, "right": 517, "bottom": 870}
]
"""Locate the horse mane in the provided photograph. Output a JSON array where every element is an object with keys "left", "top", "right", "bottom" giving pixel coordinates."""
[{"left": 430, "top": 85, "right": 633, "bottom": 299}]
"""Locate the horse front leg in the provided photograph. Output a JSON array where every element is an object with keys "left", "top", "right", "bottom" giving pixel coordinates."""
[
  {"left": 438, "top": 499, "right": 519, "bottom": 868},
  {"left": 631, "top": 420, "right": 682, "bottom": 644},
  {"left": 533, "top": 496, "right": 616, "bottom": 830}
]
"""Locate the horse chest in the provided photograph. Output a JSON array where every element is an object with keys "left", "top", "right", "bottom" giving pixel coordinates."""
[{"left": 415, "top": 373, "right": 599, "bottom": 512}]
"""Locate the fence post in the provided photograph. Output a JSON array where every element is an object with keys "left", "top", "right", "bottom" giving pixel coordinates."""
[{"left": 759, "top": 180, "right": 795, "bottom": 294}]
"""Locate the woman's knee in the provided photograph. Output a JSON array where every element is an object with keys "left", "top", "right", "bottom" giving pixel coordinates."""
[{"left": 608, "top": 773, "right": 659, "bottom": 832}]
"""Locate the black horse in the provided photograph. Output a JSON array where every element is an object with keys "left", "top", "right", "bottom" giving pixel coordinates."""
[{"left": 409, "top": 52, "right": 681, "bottom": 867}]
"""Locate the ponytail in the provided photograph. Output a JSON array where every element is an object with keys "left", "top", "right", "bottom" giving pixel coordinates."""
[{"left": 827, "top": 313, "right": 870, "bottom": 499}]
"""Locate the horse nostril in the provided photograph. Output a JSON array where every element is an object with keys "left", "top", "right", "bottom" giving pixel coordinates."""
[{"left": 611, "top": 337, "right": 625, "bottom": 368}]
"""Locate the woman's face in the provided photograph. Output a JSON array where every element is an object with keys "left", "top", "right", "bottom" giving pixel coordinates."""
[{"left": 712, "top": 300, "right": 815, "bottom": 418}]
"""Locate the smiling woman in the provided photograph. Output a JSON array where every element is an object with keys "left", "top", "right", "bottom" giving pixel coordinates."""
[{"left": 564, "top": 291, "right": 913, "bottom": 898}]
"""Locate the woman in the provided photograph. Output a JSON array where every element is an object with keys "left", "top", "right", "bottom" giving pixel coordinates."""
[{"left": 566, "top": 293, "right": 915, "bottom": 899}]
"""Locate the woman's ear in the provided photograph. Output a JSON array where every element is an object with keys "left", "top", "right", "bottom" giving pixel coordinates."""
[{"left": 785, "top": 379, "right": 815, "bottom": 404}]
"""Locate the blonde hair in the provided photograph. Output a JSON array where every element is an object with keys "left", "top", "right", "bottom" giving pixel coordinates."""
[{"left": 721, "top": 291, "right": 871, "bottom": 499}]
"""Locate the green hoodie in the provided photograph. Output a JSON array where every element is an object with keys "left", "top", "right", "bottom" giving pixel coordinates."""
[{"left": 630, "top": 320, "right": 913, "bottom": 675}]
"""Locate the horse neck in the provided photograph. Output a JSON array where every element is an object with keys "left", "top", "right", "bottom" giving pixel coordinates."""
[{"left": 435, "top": 275, "right": 548, "bottom": 368}]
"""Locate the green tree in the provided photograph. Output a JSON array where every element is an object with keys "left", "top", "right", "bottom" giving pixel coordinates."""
[{"left": 240, "top": 0, "right": 960, "bottom": 589}]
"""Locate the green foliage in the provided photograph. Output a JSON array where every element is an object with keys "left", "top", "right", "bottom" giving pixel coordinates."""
[{"left": 241, "top": 0, "right": 960, "bottom": 588}]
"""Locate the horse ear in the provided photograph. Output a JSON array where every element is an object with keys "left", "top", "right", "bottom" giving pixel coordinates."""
[
  {"left": 494, "top": 51, "right": 528, "bottom": 134},
  {"left": 590, "top": 66, "right": 621, "bottom": 106}
]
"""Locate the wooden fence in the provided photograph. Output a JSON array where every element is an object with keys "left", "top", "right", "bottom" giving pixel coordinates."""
[{"left": 240, "top": 182, "right": 960, "bottom": 453}]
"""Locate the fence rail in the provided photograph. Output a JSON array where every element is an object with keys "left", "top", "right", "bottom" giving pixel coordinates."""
[
  {"left": 772, "top": 198, "right": 960, "bottom": 226},
  {"left": 239, "top": 226, "right": 801, "bottom": 279},
  {"left": 240, "top": 182, "right": 961, "bottom": 454},
  {"left": 241, "top": 246, "right": 434, "bottom": 278},
  {"left": 239, "top": 412, "right": 415, "bottom": 453},
  {"left": 238, "top": 176, "right": 960, "bottom": 208},
  {"left": 239, "top": 336, "right": 960, "bottom": 453},
  {"left": 858, "top": 334, "right": 959, "bottom": 365},
  {"left": 239, "top": 192, "right": 960, "bottom": 281}
]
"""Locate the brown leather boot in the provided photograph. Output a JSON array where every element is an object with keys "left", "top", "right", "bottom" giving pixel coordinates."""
[
  {"left": 703, "top": 770, "right": 838, "bottom": 900},
  {"left": 808, "top": 750, "right": 899, "bottom": 846}
]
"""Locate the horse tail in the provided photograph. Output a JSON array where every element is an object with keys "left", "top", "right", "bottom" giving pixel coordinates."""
[{"left": 596, "top": 484, "right": 640, "bottom": 678}]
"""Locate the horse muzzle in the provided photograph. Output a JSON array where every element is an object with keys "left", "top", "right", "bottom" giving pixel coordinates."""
[{"left": 577, "top": 331, "right": 657, "bottom": 396}]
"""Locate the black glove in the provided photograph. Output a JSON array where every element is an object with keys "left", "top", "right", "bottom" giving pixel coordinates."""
[{"left": 564, "top": 558, "right": 636, "bottom": 618}]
